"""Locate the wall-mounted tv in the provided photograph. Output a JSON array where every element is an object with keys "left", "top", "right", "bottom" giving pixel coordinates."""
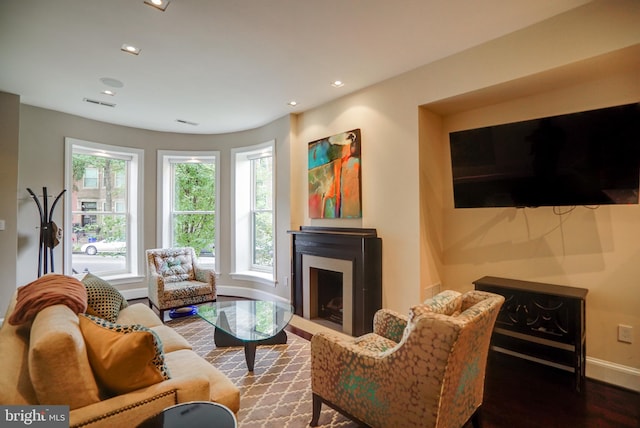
[{"left": 449, "top": 103, "right": 640, "bottom": 208}]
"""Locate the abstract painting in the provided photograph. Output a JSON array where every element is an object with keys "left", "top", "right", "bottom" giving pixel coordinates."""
[{"left": 308, "top": 129, "right": 361, "bottom": 219}]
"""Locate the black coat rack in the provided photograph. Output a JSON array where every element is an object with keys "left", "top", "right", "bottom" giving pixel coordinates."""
[{"left": 27, "top": 187, "right": 66, "bottom": 277}]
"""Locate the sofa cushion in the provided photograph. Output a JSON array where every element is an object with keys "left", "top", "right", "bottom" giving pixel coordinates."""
[
  {"left": 28, "top": 305, "right": 101, "bottom": 410},
  {"left": 82, "top": 273, "right": 128, "bottom": 322},
  {"left": 164, "top": 349, "right": 240, "bottom": 414},
  {"left": 9, "top": 274, "right": 87, "bottom": 326},
  {"left": 78, "top": 314, "right": 171, "bottom": 395},
  {"left": 116, "top": 303, "right": 163, "bottom": 328},
  {"left": 150, "top": 325, "right": 193, "bottom": 353},
  {"left": 115, "top": 303, "right": 191, "bottom": 352}
]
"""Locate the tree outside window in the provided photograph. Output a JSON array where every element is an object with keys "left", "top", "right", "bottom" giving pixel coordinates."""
[
  {"left": 171, "top": 161, "right": 216, "bottom": 257},
  {"left": 252, "top": 155, "right": 273, "bottom": 270}
]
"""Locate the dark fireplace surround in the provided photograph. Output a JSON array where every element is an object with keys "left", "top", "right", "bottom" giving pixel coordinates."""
[{"left": 288, "top": 226, "right": 382, "bottom": 337}]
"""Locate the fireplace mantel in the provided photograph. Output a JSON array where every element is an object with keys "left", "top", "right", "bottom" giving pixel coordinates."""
[{"left": 288, "top": 226, "right": 382, "bottom": 336}]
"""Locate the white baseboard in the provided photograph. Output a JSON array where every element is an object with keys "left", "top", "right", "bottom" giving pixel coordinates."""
[
  {"left": 119, "top": 284, "right": 288, "bottom": 304},
  {"left": 586, "top": 357, "right": 640, "bottom": 392},
  {"left": 120, "top": 287, "right": 148, "bottom": 301},
  {"left": 216, "top": 285, "right": 288, "bottom": 302}
]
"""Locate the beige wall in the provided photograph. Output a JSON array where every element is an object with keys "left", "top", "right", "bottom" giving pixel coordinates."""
[
  {"left": 293, "top": 0, "right": 640, "bottom": 387},
  {"left": 0, "top": 92, "right": 20, "bottom": 311},
  {"left": 13, "top": 106, "right": 293, "bottom": 302}
]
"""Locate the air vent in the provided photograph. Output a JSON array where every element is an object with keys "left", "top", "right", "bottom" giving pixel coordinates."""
[
  {"left": 83, "top": 98, "right": 116, "bottom": 108},
  {"left": 176, "top": 119, "right": 199, "bottom": 126}
]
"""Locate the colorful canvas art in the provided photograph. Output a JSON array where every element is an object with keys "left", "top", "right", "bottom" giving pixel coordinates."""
[{"left": 308, "top": 129, "right": 361, "bottom": 219}]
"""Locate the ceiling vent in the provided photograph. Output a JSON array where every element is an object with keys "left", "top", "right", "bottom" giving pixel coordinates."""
[
  {"left": 176, "top": 119, "right": 199, "bottom": 126},
  {"left": 83, "top": 98, "right": 116, "bottom": 108}
]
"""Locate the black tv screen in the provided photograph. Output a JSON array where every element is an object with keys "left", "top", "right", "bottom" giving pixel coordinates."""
[{"left": 449, "top": 103, "right": 640, "bottom": 208}]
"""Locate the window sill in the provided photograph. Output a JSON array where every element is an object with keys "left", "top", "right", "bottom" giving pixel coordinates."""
[
  {"left": 73, "top": 272, "right": 144, "bottom": 286},
  {"left": 231, "top": 271, "right": 275, "bottom": 287}
]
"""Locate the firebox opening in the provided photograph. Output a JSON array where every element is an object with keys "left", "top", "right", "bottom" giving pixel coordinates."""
[{"left": 310, "top": 267, "right": 343, "bottom": 331}]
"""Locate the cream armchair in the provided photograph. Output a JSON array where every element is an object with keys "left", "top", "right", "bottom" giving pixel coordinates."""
[
  {"left": 310, "top": 290, "right": 504, "bottom": 428},
  {"left": 146, "top": 247, "right": 217, "bottom": 321}
]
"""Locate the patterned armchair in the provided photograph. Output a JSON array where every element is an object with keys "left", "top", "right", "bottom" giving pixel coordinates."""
[
  {"left": 146, "top": 247, "right": 217, "bottom": 321},
  {"left": 310, "top": 290, "right": 504, "bottom": 428}
]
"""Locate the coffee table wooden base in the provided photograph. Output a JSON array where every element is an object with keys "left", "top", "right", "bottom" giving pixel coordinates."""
[{"left": 214, "top": 328, "right": 287, "bottom": 371}]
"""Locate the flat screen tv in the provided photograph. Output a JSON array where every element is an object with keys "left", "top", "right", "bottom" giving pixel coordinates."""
[{"left": 449, "top": 103, "right": 640, "bottom": 208}]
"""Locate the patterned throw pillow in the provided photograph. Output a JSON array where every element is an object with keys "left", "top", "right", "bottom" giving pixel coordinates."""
[
  {"left": 81, "top": 273, "right": 128, "bottom": 322},
  {"left": 78, "top": 314, "right": 171, "bottom": 395}
]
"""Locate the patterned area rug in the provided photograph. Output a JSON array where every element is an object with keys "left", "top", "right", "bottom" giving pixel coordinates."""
[{"left": 168, "top": 316, "right": 359, "bottom": 428}]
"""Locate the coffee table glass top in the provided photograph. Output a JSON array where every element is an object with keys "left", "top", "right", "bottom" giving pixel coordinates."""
[{"left": 197, "top": 300, "right": 294, "bottom": 342}]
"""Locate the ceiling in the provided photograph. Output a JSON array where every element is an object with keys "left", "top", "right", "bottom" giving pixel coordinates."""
[{"left": 0, "top": 0, "right": 592, "bottom": 134}]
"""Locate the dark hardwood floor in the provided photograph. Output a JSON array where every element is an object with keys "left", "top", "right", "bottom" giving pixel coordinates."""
[
  {"left": 134, "top": 297, "right": 639, "bottom": 427},
  {"left": 467, "top": 352, "right": 640, "bottom": 428}
]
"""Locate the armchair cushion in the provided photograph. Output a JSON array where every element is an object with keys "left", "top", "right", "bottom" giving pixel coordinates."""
[
  {"left": 149, "top": 251, "right": 196, "bottom": 283},
  {"left": 78, "top": 314, "right": 171, "bottom": 395},
  {"left": 372, "top": 309, "right": 408, "bottom": 342},
  {"left": 354, "top": 333, "right": 398, "bottom": 353},
  {"left": 82, "top": 273, "right": 128, "bottom": 323}
]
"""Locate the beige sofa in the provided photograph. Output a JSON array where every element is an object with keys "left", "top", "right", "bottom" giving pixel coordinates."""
[{"left": 0, "top": 292, "right": 240, "bottom": 428}]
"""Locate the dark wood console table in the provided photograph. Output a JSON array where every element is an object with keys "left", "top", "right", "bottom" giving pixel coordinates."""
[{"left": 474, "top": 276, "right": 588, "bottom": 392}]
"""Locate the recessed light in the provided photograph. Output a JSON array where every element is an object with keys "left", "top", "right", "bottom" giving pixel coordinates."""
[
  {"left": 144, "top": 0, "right": 170, "bottom": 11},
  {"left": 100, "top": 77, "right": 124, "bottom": 88},
  {"left": 121, "top": 44, "right": 141, "bottom": 55},
  {"left": 287, "top": 101, "right": 298, "bottom": 107},
  {"left": 331, "top": 80, "right": 344, "bottom": 88},
  {"left": 101, "top": 90, "right": 116, "bottom": 96}
]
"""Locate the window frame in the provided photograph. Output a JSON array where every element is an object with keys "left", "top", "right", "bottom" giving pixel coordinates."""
[
  {"left": 231, "top": 140, "right": 276, "bottom": 284},
  {"left": 64, "top": 138, "right": 144, "bottom": 282},
  {"left": 157, "top": 150, "right": 220, "bottom": 271}
]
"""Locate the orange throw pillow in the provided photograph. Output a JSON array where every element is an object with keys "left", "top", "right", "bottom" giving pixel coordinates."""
[{"left": 78, "top": 314, "right": 171, "bottom": 395}]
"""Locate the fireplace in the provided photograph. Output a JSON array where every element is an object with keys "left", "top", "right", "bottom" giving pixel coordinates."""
[
  {"left": 303, "top": 256, "right": 353, "bottom": 334},
  {"left": 288, "top": 226, "right": 382, "bottom": 336}
]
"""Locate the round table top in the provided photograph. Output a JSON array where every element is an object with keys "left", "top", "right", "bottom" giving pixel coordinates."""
[{"left": 138, "top": 401, "right": 237, "bottom": 428}]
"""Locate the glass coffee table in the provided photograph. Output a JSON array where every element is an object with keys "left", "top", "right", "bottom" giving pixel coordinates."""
[{"left": 197, "top": 300, "right": 294, "bottom": 371}]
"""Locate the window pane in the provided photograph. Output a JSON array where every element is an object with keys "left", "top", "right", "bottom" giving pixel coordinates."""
[
  {"left": 253, "top": 211, "right": 273, "bottom": 267},
  {"left": 170, "top": 160, "right": 216, "bottom": 259},
  {"left": 172, "top": 213, "right": 216, "bottom": 255},
  {"left": 173, "top": 162, "right": 215, "bottom": 211},
  {"left": 253, "top": 157, "right": 272, "bottom": 210},
  {"left": 71, "top": 154, "right": 128, "bottom": 276}
]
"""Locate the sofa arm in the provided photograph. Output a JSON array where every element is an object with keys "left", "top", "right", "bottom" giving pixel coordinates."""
[
  {"left": 70, "top": 375, "right": 210, "bottom": 428},
  {"left": 373, "top": 309, "right": 407, "bottom": 342}
]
